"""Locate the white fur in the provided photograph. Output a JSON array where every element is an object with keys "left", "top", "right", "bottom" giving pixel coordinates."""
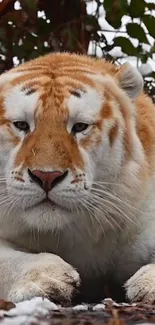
[
  {"left": 125, "top": 264, "right": 155, "bottom": 303},
  {"left": 4, "top": 85, "right": 39, "bottom": 132},
  {"left": 118, "top": 62, "right": 144, "bottom": 100},
  {"left": 0, "top": 71, "right": 27, "bottom": 87},
  {"left": 89, "top": 62, "right": 144, "bottom": 101},
  {"left": 67, "top": 86, "right": 104, "bottom": 125}
]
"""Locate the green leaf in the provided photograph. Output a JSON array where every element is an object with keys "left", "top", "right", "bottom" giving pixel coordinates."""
[
  {"left": 146, "top": 2, "right": 155, "bottom": 10},
  {"left": 140, "top": 53, "right": 151, "bottom": 63},
  {"left": 126, "top": 23, "right": 148, "bottom": 44},
  {"left": 143, "top": 15, "right": 155, "bottom": 38},
  {"left": 104, "top": 0, "right": 128, "bottom": 29},
  {"left": 105, "top": 12, "right": 122, "bottom": 29},
  {"left": 104, "top": 0, "right": 128, "bottom": 11},
  {"left": 151, "top": 72, "right": 155, "bottom": 79},
  {"left": 114, "top": 36, "right": 137, "bottom": 56},
  {"left": 150, "top": 44, "right": 155, "bottom": 54},
  {"left": 128, "top": 0, "right": 145, "bottom": 18},
  {"left": 84, "top": 15, "right": 100, "bottom": 31}
]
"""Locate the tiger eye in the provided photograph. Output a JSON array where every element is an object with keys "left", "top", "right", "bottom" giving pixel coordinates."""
[
  {"left": 13, "top": 121, "right": 30, "bottom": 133},
  {"left": 72, "top": 123, "right": 89, "bottom": 134}
]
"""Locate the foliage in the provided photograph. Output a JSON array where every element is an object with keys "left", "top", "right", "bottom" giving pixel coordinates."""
[{"left": 0, "top": 0, "right": 155, "bottom": 99}]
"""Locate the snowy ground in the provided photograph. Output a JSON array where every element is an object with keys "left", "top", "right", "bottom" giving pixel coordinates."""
[
  {"left": 0, "top": 297, "right": 58, "bottom": 325},
  {"left": 0, "top": 297, "right": 154, "bottom": 325},
  {"left": 0, "top": 297, "right": 131, "bottom": 325}
]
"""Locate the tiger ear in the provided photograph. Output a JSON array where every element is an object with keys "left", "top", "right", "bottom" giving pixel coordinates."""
[{"left": 115, "top": 62, "right": 144, "bottom": 101}]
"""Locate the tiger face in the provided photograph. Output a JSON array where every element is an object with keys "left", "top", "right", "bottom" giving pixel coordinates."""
[{"left": 0, "top": 53, "right": 144, "bottom": 230}]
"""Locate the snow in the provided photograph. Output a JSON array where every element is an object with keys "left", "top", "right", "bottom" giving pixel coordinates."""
[
  {"left": 93, "top": 303, "right": 105, "bottom": 311},
  {"left": 0, "top": 316, "right": 29, "bottom": 325},
  {"left": 0, "top": 297, "right": 58, "bottom": 325},
  {"left": 73, "top": 304, "right": 89, "bottom": 311},
  {"left": 0, "top": 297, "right": 139, "bottom": 324}
]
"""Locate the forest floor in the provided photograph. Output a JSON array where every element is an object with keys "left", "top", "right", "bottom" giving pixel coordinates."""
[{"left": 0, "top": 297, "right": 155, "bottom": 325}]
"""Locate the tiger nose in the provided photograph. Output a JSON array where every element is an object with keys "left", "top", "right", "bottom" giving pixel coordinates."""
[{"left": 28, "top": 169, "right": 68, "bottom": 192}]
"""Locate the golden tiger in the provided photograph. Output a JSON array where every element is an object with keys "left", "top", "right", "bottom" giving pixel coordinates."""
[{"left": 0, "top": 52, "right": 155, "bottom": 304}]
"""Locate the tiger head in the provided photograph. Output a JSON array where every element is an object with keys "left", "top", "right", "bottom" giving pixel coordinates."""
[{"left": 0, "top": 53, "right": 144, "bottom": 230}]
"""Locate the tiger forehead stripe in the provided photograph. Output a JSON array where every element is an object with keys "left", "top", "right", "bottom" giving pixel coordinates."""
[
  {"left": 21, "top": 87, "right": 36, "bottom": 96},
  {"left": 70, "top": 88, "right": 86, "bottom": 98},
  {"left": 0, "top": 71, "right": 28, "bottom": 90},
  {"left": 70, "top": 90, "right": 81, "bottom": 98},
  {"left": 67, "top": 85, "right": 104, "bottom": 123},
  {"left": 3, "top": 83, "right": 40, "bottom": 121}
]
